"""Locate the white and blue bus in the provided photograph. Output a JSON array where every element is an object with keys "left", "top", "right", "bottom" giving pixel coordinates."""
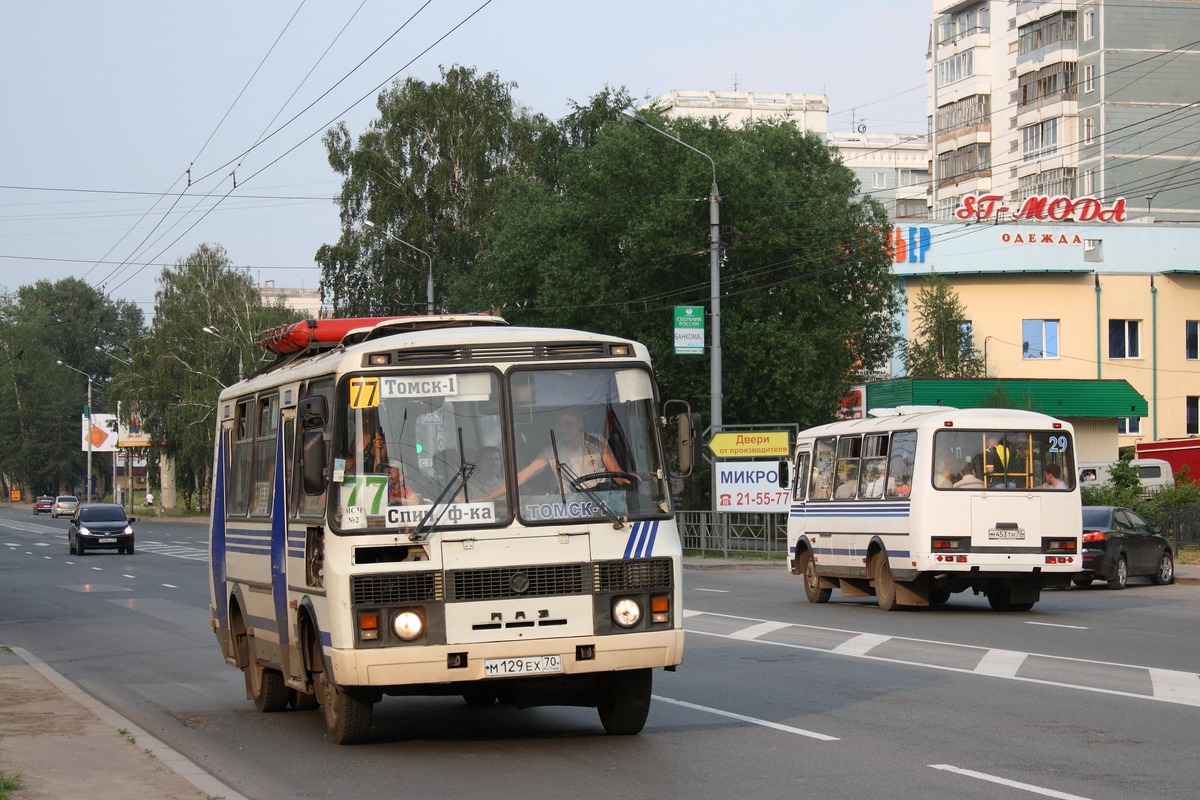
[
  {"left": 208, "top": 315, "right": 691, "bottom": 743},
  {"left": 785, "top": 406, "right": 1082, "bottom": 611}
]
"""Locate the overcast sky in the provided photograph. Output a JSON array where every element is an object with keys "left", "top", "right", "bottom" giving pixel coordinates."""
[{"left": 1, "top": 1, "right": 931, "bottom": 317}]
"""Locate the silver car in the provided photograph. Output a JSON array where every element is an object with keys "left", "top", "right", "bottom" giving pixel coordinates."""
[{"left": 52, "top": 495, "right": 79, "bottom": 518}]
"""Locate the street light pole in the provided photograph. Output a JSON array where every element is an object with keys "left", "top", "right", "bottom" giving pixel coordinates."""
[
  {"left": 363, "top": 220, "right": 436, "bottom": 314},
  {"left": 620, "top": 108, "right": 723, "bottom": 433},
  {"left": 58, "top": 360, "right": 93, "bottom": 502}
]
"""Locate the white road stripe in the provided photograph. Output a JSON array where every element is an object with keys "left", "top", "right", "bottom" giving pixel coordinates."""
[
  {"left": 693, "top": 588, "right": 730, "bottom": 593},
  {"left": 975, "top": 648, "right": 1028, "bottom": 678},
  {"left": 930, "top": 764, "right": 1094, "bottom": 800},
  {"left": 729, "top": 620, "right": 790, "bottom": 640},
  {"left": 1148, "top": 668, "right": 1200, "bottom": 704},
  {"left": 1024, "top": 621, "right": 1088, "bottom": 630},
  {"left": 653, "top": 695, "right": 838, "bottom": 741},
  {"left": 832, "top": 632, "right": 890, "bottom": 656}
]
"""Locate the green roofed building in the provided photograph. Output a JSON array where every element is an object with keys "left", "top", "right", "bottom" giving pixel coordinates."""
[{"left": 863, "top": 378, "right": 1146, "bottom": 463}]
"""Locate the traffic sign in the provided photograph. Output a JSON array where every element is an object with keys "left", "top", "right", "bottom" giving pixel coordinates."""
[{"left": 707, "top": 430, "right": 790, "bottom": 458}]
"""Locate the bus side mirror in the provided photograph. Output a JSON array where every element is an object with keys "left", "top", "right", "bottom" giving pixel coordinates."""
[
  {"left": 299, "top": 395, "right": 327, "bottom": 431},
  {"left": 777, "top": 460, "right": 790, "bottom": 489},
  {"left": 301, "top": 430, "right": 326, "bottom": 495},
  {"left": 676, "top": 412, "right": 703, "bottom": 477}
]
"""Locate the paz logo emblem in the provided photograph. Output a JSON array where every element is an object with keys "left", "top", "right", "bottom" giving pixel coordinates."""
[{"left": 510, "top": 572, "right": 530, "bottom": 594}]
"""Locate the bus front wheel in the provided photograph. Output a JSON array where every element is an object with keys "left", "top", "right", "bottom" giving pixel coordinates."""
[
  {"left": 798, "top": 550, "right": 832, "bottom": 604},
  {"left": 597, "top": 668, "right": 652, "bottom": 735}
]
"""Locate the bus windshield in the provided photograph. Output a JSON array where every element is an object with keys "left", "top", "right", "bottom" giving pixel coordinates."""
[
  {"left": 333, "top": 370, "right": 505, "bottom": 533},
  {"left": 510, "top": 366, "right": 669, "bottom": 525},
  {"left": 331, "top": 365, "right": 669, "bottom": 533}
]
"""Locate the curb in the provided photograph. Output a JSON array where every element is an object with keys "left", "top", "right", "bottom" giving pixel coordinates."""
[{"left": 9, "top": 647, "right": 248, "bottom": 800}]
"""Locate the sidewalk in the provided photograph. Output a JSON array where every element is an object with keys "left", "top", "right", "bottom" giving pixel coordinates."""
[{"left": 0, "top": 646, "right": 245, "bottom": 800}]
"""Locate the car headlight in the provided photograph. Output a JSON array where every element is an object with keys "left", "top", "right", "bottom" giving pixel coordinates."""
[
  {"left": 124, "top": 525, "right": 133, "bottom": 535},
  {"left": 611, "top": 597, "right": 642, "bottom": 628},
  {"left": 392, "top": 610, "right": 424, "bottom": 641},
  {"left": 78, "top": 526, "right": 91, "bottom": 536}
]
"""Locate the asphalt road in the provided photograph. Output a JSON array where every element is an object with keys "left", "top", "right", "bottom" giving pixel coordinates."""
[{"left": 3, "top": 506, "right": 1199, "bottom": 800}]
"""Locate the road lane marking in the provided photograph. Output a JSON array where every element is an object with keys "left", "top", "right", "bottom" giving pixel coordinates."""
[
  {"left": 975, "top": 649, "right": 1027, "bottom": 678},
  {"left": 162, "top": 583, "right": 178, "bottom": 589},
  {"left": 685, "top": 612, "right": 1200, "bottom": 707},
  {"left": 693, "top": 588, "right": 730, "bottom": 593},
  {"left": 729, "top": 620, "right": 790, "bottom": 640},
  {"left": 1148, "top": 668, "right": 1200, "bottom": 702},
  {"left": 653, "top": 695, "right": 838, "bottom": 741},
  {"left": 929, "top": 764, "right": 1094, "bottom": 799},
  {"left": 832, "top": 633, "right": 890, "bottom": 656},
  {"left": 1024, "top": 621, "right": 1088, "bottom": 630}
]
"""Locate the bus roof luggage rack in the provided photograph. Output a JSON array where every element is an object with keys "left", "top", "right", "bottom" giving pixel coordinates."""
[{"left": 256, "top": 314, "right": 508, "bottom": 356}]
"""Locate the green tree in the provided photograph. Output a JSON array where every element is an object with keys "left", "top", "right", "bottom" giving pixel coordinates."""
[
  {"left": 316, "top": 65, "right": 548, "bottom": 316},
  {"left": 123, "top": 244, "right": 291, "bottom": 511},
  {"left": 901, "top": 271, "right": 985, "bottom": 378},
  {"left": 450, "top": 111, "right": 901, "bottom": 432},
  {"left": 0, "top": 278, "right": 142, "bottom": 497}
]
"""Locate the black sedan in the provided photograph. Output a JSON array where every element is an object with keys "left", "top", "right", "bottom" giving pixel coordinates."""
[
  {"left": 1076, "top": 506, "right": 1173, "bottom": 589},
  {"left": 68, "top": 504, "right": 136, "bottom": 555}
]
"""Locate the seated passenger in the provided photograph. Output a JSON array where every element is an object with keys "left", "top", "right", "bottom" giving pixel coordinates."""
[{"left": 955, "top": 461, "right": 984, "bottom": 488}]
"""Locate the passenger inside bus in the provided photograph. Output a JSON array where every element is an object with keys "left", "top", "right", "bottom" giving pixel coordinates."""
[
  {"left": 835, "top": 466, "right": 859, "bottom": 498},
  {"left": 385, "top": 464, "right": 422, "bottom": 505},
  {"left": 492, "top": 406, "right": 627, "bottom": 499},
  {"left": 1036, "top": 463, "right": 1067, "bottom": 490},
  {"left": 955, "top": 461, "right": 984, "bottom": 488}
]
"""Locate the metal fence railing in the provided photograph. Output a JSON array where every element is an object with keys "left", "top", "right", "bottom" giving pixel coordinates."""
[
  {"left": 677, "top": 505, "right": 1200, "bottom": 560},
  {"left": 677, "top": 511, "right": 788, "bottom": 558},
  {"left": 1155, "top": 506, "right": 1200, "bottom": 550}
]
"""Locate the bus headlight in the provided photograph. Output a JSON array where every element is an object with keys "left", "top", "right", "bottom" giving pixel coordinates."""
[
  {"left": 611, "top": 597, "right": 642, "bottom": 628},
  {"left": 392, "top": 610, "right": 425, "bottom": 641}
]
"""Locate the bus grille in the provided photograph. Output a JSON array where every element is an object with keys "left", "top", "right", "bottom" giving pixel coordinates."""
[
  {"left": 594, "top": 557, "right": 673, "bottom": 592},
  {"left": 352, "top": 571, "right": 442, "bottom": 605},
  {"left": 448, "top": 563, "right": 588, "bottom": 601}
]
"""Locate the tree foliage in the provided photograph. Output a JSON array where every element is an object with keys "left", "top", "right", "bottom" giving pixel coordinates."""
[
  {"left": 119, "top": 244, "right": 292, "bottom": 510},
  {"left": 901, "top": 271, "right": 985, "bottom": 378},
  {"left": 316, "top": 65, "right": 549, "bottom": 316},
  {"left": 449, "top": 112, "right": 901, "bottom": 431},
  {"left": 0, "top": 278, "right": 142, "bottom": 496}
]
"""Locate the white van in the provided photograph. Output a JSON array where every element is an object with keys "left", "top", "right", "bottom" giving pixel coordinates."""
[{"left": 1077, "top": 458, "right": 1174, "bottom": 493}]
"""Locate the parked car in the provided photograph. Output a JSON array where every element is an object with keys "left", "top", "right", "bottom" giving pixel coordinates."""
[
  {"left": 68, "top": 504, "right": 135, "bottom": 555},
  {"left": 51, "top": 495, "right": 79, "bottom": 518},
  {"left": 1076, "top": 505, "right": 1174, "bottom": 589},
  {"left": 33, "top": 495, "right": 54, "bottom": 515}
]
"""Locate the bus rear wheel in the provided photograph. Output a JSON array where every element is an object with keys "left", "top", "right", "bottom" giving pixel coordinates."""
[
  {"left": 799, "top": 550, "right": 831, "bottom": 603},
  {"left": 597, "top": 668, "right": 652, "bottom": 735},
  {"left": 872, "top": 552, "right": 898, "bottom": 611},
  {"left": 251, "top": 664, "right": 288, "bottom": 712}
]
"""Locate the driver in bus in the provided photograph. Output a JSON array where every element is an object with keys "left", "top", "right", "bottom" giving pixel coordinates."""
[{"left": 486, "top": 407, "right": 627, "bottom": 498}]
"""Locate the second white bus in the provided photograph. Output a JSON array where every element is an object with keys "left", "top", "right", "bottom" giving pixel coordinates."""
[{"left": 785, "top": 406, "right": 1082, "bottom": 611}]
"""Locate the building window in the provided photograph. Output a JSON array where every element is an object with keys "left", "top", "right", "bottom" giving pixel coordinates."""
[
  {"left": 1083, "top": 117, "right": 1094, "bottom": 145},
  {"left": 1084, "top": 64, "right": 1094, "bottom": 93},
  {"left": 1188, "top": 396, "right": 1199, "bottom": 436},
  {"left": 1018, "top": 11, "right": 1077, "bottom": 57},
  {"left": 1083, "top": 169, "right": 1094, "bottom": 194},
  {"left": 1023, "top": 319, "right": 1060, "bottom": 359},
  {"left": 872, "top": 172, "right": 886, "bottom": 189},
  {"left": 1187, "top": 320, "right": 1199, "bottom": 360},
  {"left": 1109, "top": 320, "right": 1141, "bottom": 359},
  {"left": 1021, "top": 118, "right": 1059, "bottom": 161},
  {"left": 1117, "top": 417, "right": 1141, "bottom": 436},
  {"left": 937, "top": 50, "right": 975, "bottom": 87},
  {"left": 1083, "top": 9, "right": 1095, "bottom": 41}
]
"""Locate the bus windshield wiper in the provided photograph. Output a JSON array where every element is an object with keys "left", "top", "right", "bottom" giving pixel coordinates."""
[
  {"left": 412, "top": 429, "right": 473, "bottom": 541},
  {"left": 554, "top": 461, "right": 626, "bottom": 530}
]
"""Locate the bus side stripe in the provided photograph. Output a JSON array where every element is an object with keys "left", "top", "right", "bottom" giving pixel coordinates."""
[{"left": 210, "top": 434, "right": 228, "bottom": 629}]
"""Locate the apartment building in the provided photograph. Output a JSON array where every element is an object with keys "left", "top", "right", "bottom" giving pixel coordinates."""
[
  {"left": 648, "top": 90, "right": 930, "bottom": 218},
  {"left": 929, "top": 0, "right": 1200, "bottom": 222}
]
